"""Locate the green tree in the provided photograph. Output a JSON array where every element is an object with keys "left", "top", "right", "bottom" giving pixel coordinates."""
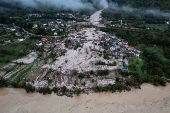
[
  {"left": 74, "top": 88, "right": 82, "bottom": 96},
  {"left": 78, "top": 73, "right": 86, "bottom": 81}
]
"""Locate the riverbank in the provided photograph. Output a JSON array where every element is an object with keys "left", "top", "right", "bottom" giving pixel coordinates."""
[{"left": 0, "top": 83, "right": 170, "bottom": 113}]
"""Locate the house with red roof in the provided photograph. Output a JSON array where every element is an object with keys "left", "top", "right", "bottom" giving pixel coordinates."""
[
  {"left": 56, "top": 44, "right": 61, "bottom": 48},
  {"left": 119, "top": 52, "right": 124, "bottom": 56},
  {"left": 56, "top": 41, "right": 62, "bottom": 45},
  {"left": 44, "top": 48, "right": 49, "bottom": 52},
  {"left": 41, "top": 38, "right": 47, "bottom": 41},
  {"left": 128, "top": 46, "right": 134, "bottom": 50}
]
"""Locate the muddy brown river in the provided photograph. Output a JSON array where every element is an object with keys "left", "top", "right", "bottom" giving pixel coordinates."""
[{"left": 0, "top": 83, "right": 170, "bottom": 113}]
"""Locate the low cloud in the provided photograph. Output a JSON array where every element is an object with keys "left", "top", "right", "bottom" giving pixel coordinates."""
[
  {"left": 1, "top": 0, "right": 108, "bottom": 11},
  {"left": 108, "top": 2, "right": 170, "bottom": 18}
]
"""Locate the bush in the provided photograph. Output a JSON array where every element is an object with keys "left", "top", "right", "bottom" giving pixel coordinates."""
[
  {"left": 96, "top": 86, "right": 103, "bottom": 92},
  {"left": 74, "top": 80, "right": 77, "bottom": 86},
  {"left": 158, "top": 78, "right": 166, "bottom": 86},
  {"left": 0, "top": 77, "right": 9, "bottom": 88},
  {"left": 97, "top": 70, "right": 109, "bottom": 76},
  {"left": 25, "top": 84, "right": 35, "bottom": 93},
  {"left": 78, "top": 73, "right": 86, "bottom": 81},
  {"left": 62, "top": 86, "right": 68, "bottom": 95},
  {"left": 91, "top": 79, "right": 95, "bottom": 83},
  {"left": 103, "top": 85, "right": 111, "bottom": 91},
  {"left": 104, "top": 53, "right": 109, "bottom": 59},
  {"left": 74, "top": 88, "right": 82, "bottom": 96},
  {"left": 52, "top": 87, "right": 58, "bottom": 93},
  {"left": 107, "top": 61, "right": 117, "bottom": 66},
  {"left": 120, "top": 70, "right": 129, "bottom": 77},
  {"left": 95, "top": 61, "right": 106, "bottom": 65},
  {"left": 90, "top": 70, "right": 94, "bottom": 74},
  {"left": 48, "top": 79, "right": 52, "bottom": 84},
  {"left": 71, "top": 69, "right": 78, "bottom": 75},
  {"left": 74, "top": 42, "right": 81, "bottom": 50},
  {"left": 39, "top": 87, "right": 52, "bottom": 95}
]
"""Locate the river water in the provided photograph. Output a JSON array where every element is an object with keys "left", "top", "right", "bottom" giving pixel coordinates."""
[{"left": 0, "top": 83, "right": 170, "bottom": 113}]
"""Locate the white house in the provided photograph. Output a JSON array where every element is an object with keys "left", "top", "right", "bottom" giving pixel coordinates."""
[
  {"left": 36, "top": 41, "right": 42, "bottom": 46},
  {"left": 119, "top": 52, "right": 124, "bottom": 56},
  {"left": 54, "top": 31, "right": 58, "bottom": 35},
  {"left": 32, "top": 24, "right": 38, "bottom": 29},
  {"left": 110, "top": 46, "right": 116, "bottom": 51},
  {"left": 10, "top": 28, "right": 16, "bottom": 31},
  {"left": 4, "top": 39, "right": 11, "bottom": 44},
  {"left": 51, "top": 28, "right": 56, "bottom": 31},
  {"left": 134, "top": 51, "right": 140, "bottom": 58},
  {"left": 15, "top": 32, "right": 21, "bottom": 36},
  {"left": 165, "top": 21, "right": 169, "bottom": 25},
  {"left": 18, "top": 38, "right": 24, "bottom": 42},
  {"left": 43, "top": 23, "right": 47, "bottom": 26}
]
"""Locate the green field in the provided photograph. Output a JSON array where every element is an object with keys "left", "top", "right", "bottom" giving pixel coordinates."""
[
  {"left": 0, "top": 30, "right": 18, "bottom": 43},
  {"left": 135, "top": 44, "right": 145, "bottom": 51},
  {"left": 145, "top": 46, "right": 167, "bottom": 62},
  {"left": 0, "top": 39, "right": 36, "bottom": 68},
  {"left": 14, "top": 63, "right": 34, "bottom": 82},
  {"left": 135, "top": 44, "right": 168, "bottom": 62},
  {"left": 129, "top": 58, "right": 144, "bottom": 77},
  {"left": 13, "top": 17, "right": 21, "bottom": 19},
  {"left": 145, "top": 24, "right": 168, "bottom": 31}
]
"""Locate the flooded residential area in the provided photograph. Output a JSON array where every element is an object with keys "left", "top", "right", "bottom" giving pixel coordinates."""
[{"left": 0, "top": 83, "right": 170, "bottom": 113}]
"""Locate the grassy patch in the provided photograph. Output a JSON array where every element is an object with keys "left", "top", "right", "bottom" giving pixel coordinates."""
[
  {"left": 0, "top": 62, "right": 8, "bottom": 68},
  {"left": 31, "top": 21, "right": 41, "bottom": 24},
  {"left": 80, "top": 25, "right": 92, "bottom": 28},
  {"left": 10, "top": 66, "right": 25, "bottom": 81},
  {"left": 129, "top": 58, "right": 144, "bottom": 77},
  {"left": 135, "top": 45, "right": 168, "bottom": 62},
  {"left": 13, "top": 17, "right": 21, "bottom": 19},
  {"left": 14, "top": 63, "right": 33, "bottom": 82},
  {"left": 5, "top": 66, "right": 16, "bottom": 75},
  {"left": 145, "top": 24, "right": 168, "bottom": 31},
  {"left": 146, "top": 46, "right": 167, "bottom": 62},
  {"left": 134, "top": 44, "right": 145, "bottom": 51}
]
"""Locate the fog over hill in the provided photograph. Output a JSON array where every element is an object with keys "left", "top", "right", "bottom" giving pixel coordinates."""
[
  {"left": 107, "top": 2, "right": 170, "bottom": 18},
  {"left": 0, "top": 0, "right": 170, "bottom": 18}
]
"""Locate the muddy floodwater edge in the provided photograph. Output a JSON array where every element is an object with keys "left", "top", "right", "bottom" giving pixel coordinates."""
[{"left": 0, "top": 83, "right": 170, "bottom": 113}]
